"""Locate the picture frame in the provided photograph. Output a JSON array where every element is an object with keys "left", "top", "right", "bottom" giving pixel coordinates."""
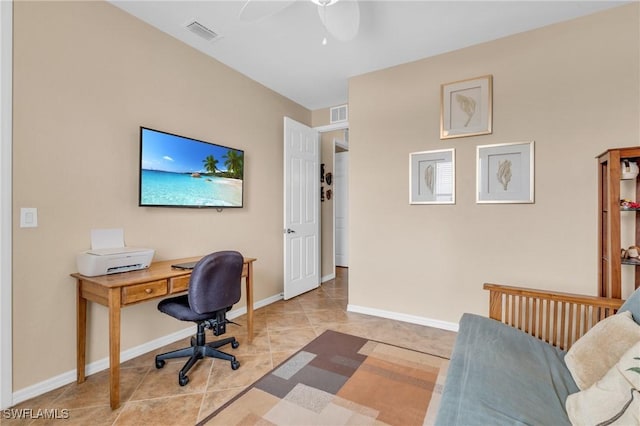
[
  {"left": 476, "top": 141, "right": 534, "bottom": 204},
  {"left": 410, "top": 149, "right": 455, "bottom": 204},
  {"left": 440, "top": 75, "right": 492, "bottom": 139}
]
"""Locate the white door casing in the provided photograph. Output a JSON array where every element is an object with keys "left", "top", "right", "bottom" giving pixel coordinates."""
[
  {"left": 335, "top": 152, "right": 349, "bottom": 267},
  {"left": 283, "top": 117, "right": 320, "bottom": 299},
  {"left": 0, "top": 0, "right": 13, "bottom": 410}
]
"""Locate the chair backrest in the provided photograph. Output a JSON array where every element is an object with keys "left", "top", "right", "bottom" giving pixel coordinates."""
[{"left": 188, "top": 251, "right": 243, "bottom": 315}]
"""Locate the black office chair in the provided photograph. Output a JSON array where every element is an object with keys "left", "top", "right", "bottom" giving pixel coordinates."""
[{"left": 154, "top": 251, "right": 243, "bottom": 386}]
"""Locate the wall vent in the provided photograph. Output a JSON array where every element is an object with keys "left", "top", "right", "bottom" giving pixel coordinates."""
[
  {"left": 186, "top": 21, "right": 219, "bottom": 42},
  {"left": 330, "top": 104, "right": 348, "bottom": 123}
]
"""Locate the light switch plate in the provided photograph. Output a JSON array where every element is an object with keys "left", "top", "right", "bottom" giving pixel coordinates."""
[{"left": 20, "top": 207, "right": 38, "bottom": 228}]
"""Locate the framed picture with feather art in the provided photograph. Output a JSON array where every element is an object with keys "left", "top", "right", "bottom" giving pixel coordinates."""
[
  {"left": 440, "top": 75, "right": 492, "bottom": 139},
  {"left": 409, "top": 149, "right": 455, "bottom": 205}
]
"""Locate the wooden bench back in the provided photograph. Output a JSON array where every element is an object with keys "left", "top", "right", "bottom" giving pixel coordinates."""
[{"left": 484, "top": 283, "right": 623, "bottom": 350}]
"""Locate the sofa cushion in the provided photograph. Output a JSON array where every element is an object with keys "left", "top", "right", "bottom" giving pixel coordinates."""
[
  {"left": 619, "top": 287, "right": 640, "bottom": 325},
  {"left": 565, "top": 311, "right": 640, "bottom": 390},
  {"left": 435, "top": 313, "right": 578, "bottom": 426},
  {"left": 566, "top": 340, "right": 640, "bottom": 425}
]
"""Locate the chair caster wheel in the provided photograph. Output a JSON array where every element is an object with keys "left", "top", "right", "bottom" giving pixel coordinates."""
[
  {"left": 231, "top": 341, "right": 239, "bottom": 349},
  {"left": 231, "top": 360, "right": 240, "bottom": 370},
  {"left": 179, "top": 375, "right": 189, "bottom": 386},
  {"left": 155, "top": 359, "right": 165, "bottom": 369}
]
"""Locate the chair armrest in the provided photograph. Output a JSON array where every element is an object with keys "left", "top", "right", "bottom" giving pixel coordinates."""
[{"left": 483, "top": 283, "right": 624, "bottom": 350}]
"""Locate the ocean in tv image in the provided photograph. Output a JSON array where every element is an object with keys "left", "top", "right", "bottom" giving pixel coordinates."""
[{"left": 140, "top": 128, "right": 244, "bottom": 207}]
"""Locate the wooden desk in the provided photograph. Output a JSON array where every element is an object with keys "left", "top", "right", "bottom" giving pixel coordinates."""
[{"left": 71, "top": 256, "right": 256, "bottom": 410}]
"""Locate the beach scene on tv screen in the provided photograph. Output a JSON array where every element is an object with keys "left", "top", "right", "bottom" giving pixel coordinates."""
[{"left": 140, "top": 129, "right": 243, "bottom": 207}]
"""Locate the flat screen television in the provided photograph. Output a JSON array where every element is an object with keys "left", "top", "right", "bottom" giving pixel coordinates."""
[{"left": 139, "top": 127, "right": 244, "bottom": 208}]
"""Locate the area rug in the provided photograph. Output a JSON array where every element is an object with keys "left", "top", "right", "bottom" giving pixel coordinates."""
[{"left": 198, "top": 329, "right": 450, "bottom": 425}]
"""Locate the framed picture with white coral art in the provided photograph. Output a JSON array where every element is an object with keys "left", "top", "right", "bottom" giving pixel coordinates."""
[
  {"left": 476, "top": 141, "right": 534, "bottom": 204},
  {"left": 440, "top": 75, "right": 492, "bottom": 139}
]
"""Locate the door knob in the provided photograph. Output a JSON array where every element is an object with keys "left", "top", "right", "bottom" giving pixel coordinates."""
[{"left": 285, "top": 228, "right": 296, "bottom": 234}]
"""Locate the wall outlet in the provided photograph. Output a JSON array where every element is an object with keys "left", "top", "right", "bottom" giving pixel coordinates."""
[{"left": 20, "top": 208, "right": 37, "bottom": 228}]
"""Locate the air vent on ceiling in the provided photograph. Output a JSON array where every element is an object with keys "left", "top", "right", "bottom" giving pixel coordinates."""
[
  {"left": 186, "top": 21, "right": 219, "bottom": 42},
  {"left": 330, "top": 104, "right": 348, "bottom": 124}
]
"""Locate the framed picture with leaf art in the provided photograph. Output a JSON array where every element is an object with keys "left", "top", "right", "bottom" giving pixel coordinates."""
[
  {"left": 476, "top": 141, "right": 534, "bottom": 204},
  {"left": 410, "top": 149, "right": 455, "bottom": 204},
  {"left": 440, "top": 75, "right": 492, "bottom": 139}
]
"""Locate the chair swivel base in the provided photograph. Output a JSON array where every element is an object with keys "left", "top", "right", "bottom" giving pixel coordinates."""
[{"left": 155, "top": 325, "right": 240, "bottom": 386}]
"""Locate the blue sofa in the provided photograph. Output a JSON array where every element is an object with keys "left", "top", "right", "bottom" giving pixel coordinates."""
[{"left": 435, "top": 287, "right": 640, "bottom": 426}]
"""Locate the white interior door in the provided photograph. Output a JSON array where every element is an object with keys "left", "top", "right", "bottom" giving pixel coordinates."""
[
  {"left": 284, "top": 117, "right": 320, "bottom": 300},
  {"left": 335, "top": 151, "right": 349, "bottom": 267}
]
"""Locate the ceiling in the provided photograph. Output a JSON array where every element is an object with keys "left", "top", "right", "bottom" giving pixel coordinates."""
[{"left": 111, "top": 0, "right": 627, "bottom": 110}]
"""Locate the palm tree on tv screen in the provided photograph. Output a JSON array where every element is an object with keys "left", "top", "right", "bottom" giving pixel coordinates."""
[
  {"left": 224, "top": 150, "right": 243, "bottom": 179},
  {"left": 203, "top": 155, "right": 218, "bottom": 175}
]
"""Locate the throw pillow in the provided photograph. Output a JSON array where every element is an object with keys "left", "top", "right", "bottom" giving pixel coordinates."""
[
  {"left": 566, "top": 340, "right": 640, "bottom": 425},
  {"left": 565, "top": 311, "right": 640, "bottom": 390},
  {"left": 619, "top": 287, "right": 640, "bottom": 325}
]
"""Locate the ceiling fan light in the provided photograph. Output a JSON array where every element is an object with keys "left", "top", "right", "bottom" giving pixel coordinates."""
[
  {"left": 310, "top": 0, "right": 340, "bottom": 6},
  {"left": 317, "top": 0, "right": 359, "bottom": 42}
]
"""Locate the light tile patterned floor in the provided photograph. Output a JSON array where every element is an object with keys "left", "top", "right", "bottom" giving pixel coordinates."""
[{"left": 4, "top": 268, "right": 456, "bottom": 425}]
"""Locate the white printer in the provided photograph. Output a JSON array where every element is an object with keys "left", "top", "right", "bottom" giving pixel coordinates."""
[{"left": 76, "top": 228, "right": 154, "bottom": 277}]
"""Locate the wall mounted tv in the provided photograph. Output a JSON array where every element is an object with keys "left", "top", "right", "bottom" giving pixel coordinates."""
[{"left": 139, "top": 127, "right": 244, "bottom": 208}]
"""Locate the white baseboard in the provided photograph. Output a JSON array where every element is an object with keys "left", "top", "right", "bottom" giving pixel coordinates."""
[
  {"left": 11, "top": 293, "right": 284, "bottom": 406},
  {"left": 321, "top": 273, "right": 336, "bottom": 283},
  {"left": 347, "top": 304, "right": 459, "bottom": 332}
]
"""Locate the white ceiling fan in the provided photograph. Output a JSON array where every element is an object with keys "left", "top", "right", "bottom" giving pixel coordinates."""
[{"left": 239, "top": 0, "right": 360, "bottom": 42}]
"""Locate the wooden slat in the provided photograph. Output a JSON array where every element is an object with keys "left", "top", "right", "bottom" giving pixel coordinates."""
[
  {"left": 552, "top": 301, "right": 558, "bottom": 346},
  {"left": 524, "top": 296, "right": 530, "bottom": 333},
  {"left": 545, "top": 299, "right": 551, "bottom": 344},
  {"left": 488, "top": 290, "right": 502, "bottom": 321},
  {"left": 567, "top": 303, "right": 574, "bottom": 347},
  {"left": 536, "top": 298, "right": 543, "bottom": 339},
  {"left": 504, "top": 294, "right": 510, "bottom": 324}
]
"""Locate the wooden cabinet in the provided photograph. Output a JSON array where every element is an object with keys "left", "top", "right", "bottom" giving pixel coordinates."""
[{"left": 598, "top": 147, "right": 640, "bottom": 299}]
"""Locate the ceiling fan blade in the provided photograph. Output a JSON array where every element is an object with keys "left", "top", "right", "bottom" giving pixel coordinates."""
[
  {"left": 239, "top": 0, "right": 295, "bottom": 22},
  {"left": 318, "top": 0, "right": 360, "bottom": 42}
]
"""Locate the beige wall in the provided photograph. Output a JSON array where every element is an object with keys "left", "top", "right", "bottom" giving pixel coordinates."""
[
  {"left": 348, "top": 4, "right": 640, "bottom": 324},
  {"left": 311, "top": 107, "right": 331, "bottom": 128},
  {"left": 12, "top": 1, "right": 310, "bottom": 390}
]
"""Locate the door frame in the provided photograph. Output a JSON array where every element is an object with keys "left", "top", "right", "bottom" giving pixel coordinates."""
[
  {"left": 314, "top": 121, "right": 348, "bottom": 278},
  {"left": 334, "top": 149, "right": 349, "bottom": 268},
  {"left": 1, "top": 0, "right": 13, "bottom": 410},
  {"left": 315, "top": 122, "right": 348, "bottom": 134}
]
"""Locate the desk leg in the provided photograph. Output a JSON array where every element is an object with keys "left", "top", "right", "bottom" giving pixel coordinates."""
[
  {"left": 246, "top": 262, "right": 254, "bottom": 341},
  {"left": 76, "top": 280, "right": 87, "bottom": 383},
  {"left": 108, "top": 288, "right": 122, "bottom": 410}
]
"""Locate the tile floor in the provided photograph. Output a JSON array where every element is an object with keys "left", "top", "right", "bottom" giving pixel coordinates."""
[{"left": 4, "top": 268, "right": 457, "bottom": 425}]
